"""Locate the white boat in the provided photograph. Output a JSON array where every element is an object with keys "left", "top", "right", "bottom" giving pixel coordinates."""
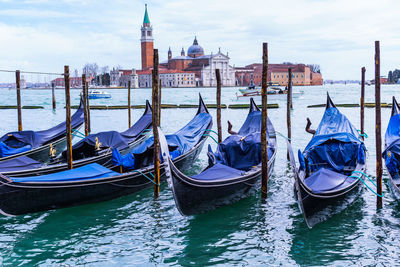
[{"left": 87, "top": 90, "right": 111, "bottom": 99}]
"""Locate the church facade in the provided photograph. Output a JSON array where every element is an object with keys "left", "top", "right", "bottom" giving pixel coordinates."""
[{"left": 138, "top": 5, "right": 235, "bottom": 87}]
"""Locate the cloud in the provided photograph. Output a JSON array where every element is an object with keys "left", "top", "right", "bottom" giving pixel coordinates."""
[{"left": 0, "top": 0, "right": 399, "bottom": 81}]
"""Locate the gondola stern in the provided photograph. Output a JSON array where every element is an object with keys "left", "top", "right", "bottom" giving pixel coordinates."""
[
  {"left": 197, "top": 93, "right": 209, "bottom": 114},
  {"left": 249, "top": 97, "right": 260, "bottom": 113},
  {"left": 144, "top": 99, "right": 153, "bottom": 115},
  {"left": 391, "top": 96, "right": 400, "bottom": 117},
  {"left": 326, "top": 92, "right": 336, "bottom": 109}
]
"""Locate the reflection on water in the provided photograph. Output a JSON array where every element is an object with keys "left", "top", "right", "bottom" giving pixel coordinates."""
[{"left": 0, "top": 85, "right": 400, "bottom": 265}]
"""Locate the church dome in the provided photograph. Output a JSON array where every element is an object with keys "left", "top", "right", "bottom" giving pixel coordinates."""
[{"left": 187, "top": 37, "right": 204, "bottom": 58}]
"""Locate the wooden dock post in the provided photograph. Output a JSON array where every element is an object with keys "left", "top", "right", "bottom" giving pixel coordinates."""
[
  {"left": 128, "top": 80, "right": 131, "bottom": 128},
  {"left": 82, "top": 74, "right": 89, "bottom": 136},
  {"left": 375, "top": 41, "right": 383, "bottom": 209},
  {"left": 15, "top": 70, "right": 22, "bottom": 131},
  {"left": 261, "top": 43, "right": 269, "bottom": 199},
  {"left": 85, "top": 81, "right": 91, "bottom": 134},
  {"left": 287, "top": 68, "right": 292, "bottom": 160},
  {"left": 64, "top": 66, "right": 73, "bottom": 169},
  {"left": 152, "top": 49, "right": 160, "bottom": 198},
  {"left": 52, "top": 82, "right": 56, "bottom": 110},
  {"left": 216, "top": 69, "right": 222, "bottom": 143},
  {"left": 361, "top": 67, "right": 366, "bottom": 141}
]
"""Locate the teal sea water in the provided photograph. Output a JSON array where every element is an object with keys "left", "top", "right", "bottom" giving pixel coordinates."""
[{"left": 0, "top": 84, "right": 399, "bottom": 266}]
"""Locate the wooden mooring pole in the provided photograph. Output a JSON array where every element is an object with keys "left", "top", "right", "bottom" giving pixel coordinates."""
[
  {"left": 86, "top": 81, "right": 91, "bottom": 134},
  {"left": 152, "top": 49, "right": 160, "bottom": 198},
  {"left": 158, "top": 82, "right": 162, "bottom": 125},
  {"left": 16, "top": 70, "right": 22, "bottom": 131},
  {"left": 375, "top": 41, "right": 383, "bottom": 209},
  {"left": 360, "top": 67, "right": 365, "bottom": 141},
  {"left": 287, "top": 68, "right": 292, "bottom": 160},
  {"left": 128, "top": 80, "right": 131, "bottom": 128},
  {"left": 82, "top": 74, "right": 89, "bottom": 136},
  {"left": 52, "top": 82, "right": 56, "bottom": 110},
  {"left": 216, "top": 69, "right": 222, "bottom": 143},
  {"left": 261, "top": 43, "right": 269, "bottom": 199},
  {"left": 64, "top": 66, "right": 73, "bottom": 169}
]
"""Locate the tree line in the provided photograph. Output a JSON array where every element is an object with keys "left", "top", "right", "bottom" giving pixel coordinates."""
[{"left": 80, "top": 63, "right": 122, "bottom": 86}]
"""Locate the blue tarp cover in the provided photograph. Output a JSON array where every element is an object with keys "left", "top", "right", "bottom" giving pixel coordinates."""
[
  {"left": 10, "top": 163, "right": 119, "bottom": 182},
  {"left": 301, "top": 107, "right": 365, "bottom": 173},
  {"left": 214, "top": 132, "right": 273, "bottom": 171},
  {"left": 69, "top": 110, "right": 152, "bottom": 158},
  {"left": 0, "top": 99, "right": 84, "bottom": 158},
  {"left": 304, "top": 168, "right": 356, "bottom": 193},
  {"left": 0, "top": 156, "right": 42, "bottom": 172},
  {"left": 192, "top": 163, "right": 245, "bottom": 181},
  {"left": 213, "top": 110, "right": 274, "bottom": 172},
  {"left": 0, "top": 142, "right": 31, "bottom": 158},
  {"left": 112, "top": 112, "right": 212, "bottom": 169},
  {"left": 383, "top": 113, "right": 400, "bottom": 174}
]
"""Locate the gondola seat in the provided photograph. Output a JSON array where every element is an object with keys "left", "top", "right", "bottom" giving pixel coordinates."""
[
  {"left": 192, "top": 163, "right": 245, "bottom": 181},
  {"left": 10, "top": 163, "right": 120, "bottom": 183},
  {"left": 303, "top": 168, "right": 356, "bottom": 194}
]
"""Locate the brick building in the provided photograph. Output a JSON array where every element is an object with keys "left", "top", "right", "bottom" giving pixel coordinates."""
[{"left": 235, "top": 63, "right": 323, "bottom": 86}]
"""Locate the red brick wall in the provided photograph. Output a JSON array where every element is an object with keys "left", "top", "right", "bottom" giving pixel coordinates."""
[
  {"left": 310, "top": 72, "right": 323, "bottom": 85},
  {"left": 141, "top": 41, "right": 154, "bottom": 70}
]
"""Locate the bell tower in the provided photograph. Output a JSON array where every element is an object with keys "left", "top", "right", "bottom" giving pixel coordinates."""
[
  {"left": 141, "top": 4, "right": 154, "bottom": 70},
  {"left": 168, "top": 47, "right": 172, "bottom": 60}
]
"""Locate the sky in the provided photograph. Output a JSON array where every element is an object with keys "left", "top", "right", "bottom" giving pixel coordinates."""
[{"left": 0, "top": 0, "right": 399, "bottom": 82}]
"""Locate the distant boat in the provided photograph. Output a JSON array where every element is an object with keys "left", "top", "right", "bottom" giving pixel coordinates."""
[
  {"left": 238, "top": 85, "right": 284, "bottom": 96},
  {"left": 237, "top": 85, "right": 303, "bottom": 98},
  {"left": 86, "top": 90, "right": 112, "bottom": 99}
]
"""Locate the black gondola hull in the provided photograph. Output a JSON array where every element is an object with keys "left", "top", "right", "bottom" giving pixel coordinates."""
[
  {"left": 295, "top": 175, "right": 362, "bottom": 228},
  {"left": 170, "top": 156, "right": 275, "bottom": 216},
  {"left": 386, "top": 170, "right": 400, "bottom": 202},
  {"left": 0, "top": 136, "right": 208, "bottom": 216}
]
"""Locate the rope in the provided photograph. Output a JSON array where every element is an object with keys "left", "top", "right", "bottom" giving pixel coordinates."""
[
  {"left": 0, "top": 69, "right": 63, "bottom": 76},
  {"left": 357, "top": 130, "right": 368, "bottom": 138},
  {"left": 131, "top": 170, "right": 159, "bottom": 185},
  {"left": 203, "top": 134, "right": 219, "bottom": 144},
  {"left": 71, "top": 133, "right": 85, "bottom": 139},
  {"left": 275, "top": 131, "right": 291, "bottom": 141},
  {"left": 350, "top": 170, "right": 383, "bottom": 197},
  {"left": 71, "top": 129, "right": 86, "bottom": 138},
  {"left": 204, "top": 129, "right": 219, "bottom": 136}
]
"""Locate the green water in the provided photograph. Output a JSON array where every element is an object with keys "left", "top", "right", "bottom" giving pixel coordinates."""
[{"left": 0, "top": 84, "right": 399, "bottom": 266}]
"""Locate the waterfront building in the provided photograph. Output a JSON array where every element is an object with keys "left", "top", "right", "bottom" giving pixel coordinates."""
[
  {"left": 137, "top": 70, "right": 195, "bottom": 88},
  {"left": 110, "top": 68, "right": 139, "bottom": 88},
  {"left": 235, "top": 63, "right": 323, "bottom": 86},
  {"left": 51, "top": 76, "right": 94, "bottom": 87}
]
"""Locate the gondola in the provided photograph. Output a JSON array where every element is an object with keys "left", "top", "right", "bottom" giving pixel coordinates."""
[
  {"left": 0, "top": 97, "right": 84, "bottom": 163},
  {"left": 161, "top": 98, "right": 277, "bottom": 216},
  {"left": 0, "top": 95, "right": 212, "bottom": 216},
  {"left": 383, "top": 97, "right": 400, "bottom": 200},
  {"left": 287, "top": 94, "right": 367, "bottom": 228},
  {"left": 0, "top": 100, "right": 153, "bottom": 177}
]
